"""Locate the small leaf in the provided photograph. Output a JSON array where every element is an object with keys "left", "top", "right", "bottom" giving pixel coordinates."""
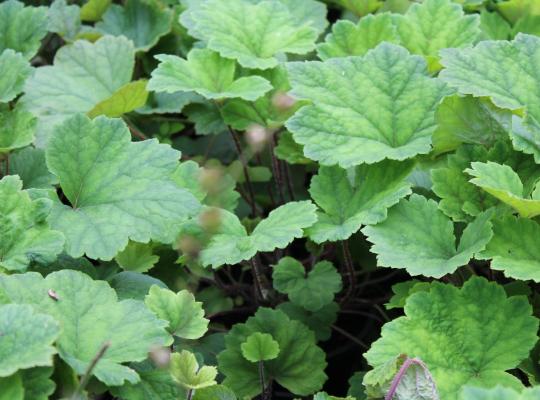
[
  {"left": 47, "top": 0, "right": 82, "bottom": 42},
  {"left": 2, "top": 147, "right": 57, "bottom": 190},
  {"left": 241, "top": 333, "right": 280, "bottom": 362},
  {"left": 192, "top": 385, "right": 237, "bottom": 400},
  {"left": 170, "top": 350, "right": 217, "bottom": 390},
  {"left": 0, "top": 50, "right": 32, "bottom": 103},
  {"left": 0, "top": 104, "right": 37, "bottom": 153},
  {"left": 115, "top": 241, "right": 159, "bottom": 273},
  {"left": 80, "top": 0, "right": 111, "bottom": 21},
  {"left": 87, "top": 80, "right": 149, "bottom": 119}
]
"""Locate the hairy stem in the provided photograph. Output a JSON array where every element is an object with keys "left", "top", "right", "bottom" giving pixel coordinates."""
[
  {"left": 259, "top": 361, "right": 267, "bottom": 400},
  {"left": 187, "top": 389, "right": 194, "bottom": 400},
  {"left": 71, "top": 341, "right": 110, "bottom": 400},
  {"left": 331, "top": 324, "right": 367, "bottom": 349},
  {"left": 268, "top": 134, "right": 285, "bottom": 204},
  {"left": 250, "top": 255, "right": 268, "bottom": 303},
  {"left": 340, "top": 240, "right": 356, "bottom": 304}
]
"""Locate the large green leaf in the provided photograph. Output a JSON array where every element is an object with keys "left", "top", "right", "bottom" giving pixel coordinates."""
[
  {"left": 181, "top": 0, "right": 318, "bottom": 69},
  {"left": 149, "top": 48, "right": 272, "bottom": 101},
  {"left": 440, "top": 33, "right": 540, "bottom": 162},
  {"left": 0, "top": 304, "right": 59, "bottom": 377},
  {"left": 198, "top": 201, "right": 317, "bottom": 268},
  {"left": 45, "top": 114, "right": 200, "bottom": 260},
  {"left": 0, "top": 270, "right": 172, "bottom": 386},
  {"left": 286, "top": 43, "right": 450, "bottom": 167},
  {"left": 218, "top": 308, "right": 327, "bottom": 398},
  {"left": 96, "top": 0, "right": 173, "bottom": 52},
  {"left": 0, "top": 50, "right": 32, "bottom": 103},
  {"left": 21, "top": 36, "right": 135, "bottom": 144},
  {"left": 307, "top": 160, "right": 413, "bottom": 243},
  {"left": 362, "top": 194, "right": 493, "bottom": 277},
  {"left": 365, "top": 277, "right": 539, "bottom": 400},
  {"left": 0, "top": 176, "right": 64, "bottom": 271},
  {"left": 47, "top": 0, "right": 82, "bottom": 42},
  {"left": 461, "top": 386, "right": 540, "bottom": 400},
  {"left": 0, "top": 0, "right": 47, "bottom": 59}
]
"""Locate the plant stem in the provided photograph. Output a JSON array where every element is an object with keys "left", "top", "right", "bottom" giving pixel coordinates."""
[
  {"left": 250, "top": 255, "right": 268, "bottom": 303},
  {"left": 331, "top": 324, "right": 367, "bottom": 349},
  {"left": 340, "top": 240, "right": 356, "bottom": 304},
  {"left": 228, "top": 125, "right": 257, "bottom": 216},
  {"left": 258, "top": 361, "right": 267, "bottom": 400},
  {"left": 71, "top": 341, "right": 110, "bottom": 400},
  {"left": 187, "top": 389, "right": 194, "bottom": 400},
  {"left": 268, "top": 135, "right": 285, "bottom": 204}
]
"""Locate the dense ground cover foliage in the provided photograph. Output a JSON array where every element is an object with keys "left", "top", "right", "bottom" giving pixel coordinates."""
[{"left": 2, "top": 0, "right": 540, "bottom": 399}]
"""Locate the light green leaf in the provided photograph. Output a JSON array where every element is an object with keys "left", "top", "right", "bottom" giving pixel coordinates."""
[
  {"left": 272, "top": 257, "right": 341, "bottom": 311},
  {"left": 241, "top": 333, "right": 280, "bottom": 362},
  {"left": 0, "top": 304, "right": 59, "bottom": 377},
  {"left": 3, "top": 148, "right": 57, "bottom": 189},
  {"left": 513, "top": 15, "right": 540, "bottom": 37},
  {"left": 192, "top": 385, "right": 237, "bottom": 400},
  {"left": 392, "top": 0, "right": 480, "bottom": 65},
  {"left": 496, "top": 0, "right": 540, "bottom": 24},
  {"left": 385, "top": 280, "right": 431, "bottom": 310},
  {"left": 21, "top": 36, "right": 135, "bottom": 144},
  {"left": 480, "top": 216, "right": 540, "bottom": 282},
  {"left": 87, "top": 80, "right": 149, "bottom": 119},
  {"left": 149, "top": 49, "right": 271, "bottom": 101},
  {"left": 145, "top": 285, "right": 209, "bottom": 339},
  {"left": 96, "top": 0, "right": 172, "bottom": 52},
  {"left": 327, "top": 0, "right": 382, "bottom": 16},
  {"left": 115, "top": 241, "right": 159, "bottom": 273},
  {"left": 45, "top": 114, "right": 200, "bottom": 260},
  {"left": 0, "top": 0, "right": 47, "bottom": 59},
  {"left": 317, "top": 14, "right": 398, "bottom": 60},
  {"left": 461, "top": 386, "right": 540, "bottom": 400},
  {"left": 286, "top": 43, "right": 450, "bottom": 167},
  {"left": 362, "top": 194, "right": 493, "bottom": 278},
  {"left": 0, "top": 50, "right": 32, "bottom": 103},
  {"left": 137, "top": 91, "right": 202, "bottom": 115},
  {"left": 80, "top": 0, "right": 111, "bottom": 21},
  {"left": 181, "top": 0, "right": 318, "bottom": 69},
  {"left": 218, "top": 308, "right": 327, "bottom": 397},
  {"left": 0, "top": 270, "right": 172, "bottom": 386},
  {"left": 199, "top": 201, "right": 317, "bottom": 268},
  {"left": 466, "top": 161, "right": 540, "bottom": 218},
  {"left": 274, "top": 131, "right": 310, "bottom": 165},
  {"left": 47, "top": 0, "right": 81, "bottom": 42},
  {"left": 307, "top": 160, "right": 413, "bottom": 243},
  {"left": 480, "top": 11, "right": 511, "bottom": 40},
  {"left": 365, "top": 277, "right": 539, "bottom": 400},
  {"left": 0, "top": 176, "right": 64, "bottom": 271},
  {"left": 0, "top": 104, "right": 37, "bottom": 153},
  {"left": 440, "top": 34, "right": 540, "bottom": 162},
  {"left": 170, "top": 350, "right": 217, "bottom": 390}
]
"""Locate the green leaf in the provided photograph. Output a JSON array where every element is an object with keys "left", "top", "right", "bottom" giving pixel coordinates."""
[
  {"left": 317, "top": 14, "right": 398, "bottom": 60},
  {"left": 286, "top": 43, "right": 450, "bottom": 167},
  {"left": 96, "top": 0, "right": 172, "bottom": 52},
  {"left": 21, "top": 36, "right": 135, "bottom": 144},
  {"left": 19, "top": 368, "right": 55, "bottom": 400},
  {"left": 145, "top": 285, "right": 209, "bottom": 339},
  {"left": 115, "top": 241, "right": 159, "bottom": 273},
  {"left": 480, "top": 216, "right": 540, "bottom": 282},
  {"left": 365, "top": 277, "right": 539, "bottom": 400},
  {"left": 80, "top": 0, "right": 111, "bottom": 21},
  {"left": 192, "top": 385, "right": 237, "bottom": 400},
  {"left": 4, "top": 148, "right": 57, "bottom": 189},
  {"left": 274, "top": 131, "right": 310, "bottom": 165},
  {"left": 149, "top": 49, "right": 271, "bottom": 101},
  {"left": 0, "top": 270, "right": 172, "bottom": 386},
  {"left": 440, "top": 34, "right": 540, "bottom": 162},
  {"left": 307, "top": 160, "right": 413, "bottom": 243},
  {"left": 362, "top": 194, "right": 493, "bottom": 278},
  {"left": 385, "top": 280, "right": 431, "bottom": 310},
  {"left": 479, "top": 11, "right": 511, "bottom": 40},
  {"left": 0, "top": 304, "right": 59, "bottom": 377},
  {"left": 466, "top": 161, "right": 540, "bottom": 218},
  {"left": 277, "top": 301, "right": 338, "bottom": 342},
  {"left": 392, "top": 0, "right": 480, "bottom": 66},
  {"left": 47, "top": 0, "right": 82, "bottom": 42},
  {"left": 0, "top": 0, "right": 47, "bottom": 59},
  {"left": 109, "top": 271, "right": 167, "bottom": 301},
  {"left": 460, "top": 386, "right": 540, "bottom": 400},
  {"left": 272, "top": 257, "right": 341, "bottom": 311},
  {"left": 241, "top": 333, "right": 280, "bottom": 362},
  {"left": 0, "top": 176, "right": 64, "bottom": 271},
  {"left": 137, "top": 91, "right": 202, "bottom": 115},
  {"left": 218, "top": 308, "right": 327, "bottom": 397},
  {"left": 327, "top": 0, "right": 382, "bottom": 16},
  {"left": 45, "top": 114, "right": 200, "bottom": 260},
  {"left": 0, "top": 374, "right": 23, "bottom": 400},
  {"left": 0, "top": 50, "right": 31, "bottom": 103},
  {"left": 170, "top": 350, "right": 217, "bottom": 390},
  {"left": 199, "top": 201, "right": 317, "bottom": 268},
  {"left": 87, "top": 80, "right": 149, "bottom": 119},
  {"left": 496, "top": 0, "right": 540, "bottom": 24},
  {"left": 181, "top": 0, "right": 318, "bottom": 69},
  {"left": 0, "top": 104, "right": 37, "bottom": 153}
]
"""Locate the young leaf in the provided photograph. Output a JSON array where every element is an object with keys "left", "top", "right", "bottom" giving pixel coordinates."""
[
  {"left": 440, "top": 34, "right": 540, "bottom": 162},
  {"left": 286, "top": 43, "right": 450, "bottom": 167},
  {"left": 96, "top": 0, "right": 173, "bottom": 52},
  {"left": 0, "top": 104, "right": 37, "bottom": 153},
  {"left": 45, "top": 114, "right": 200, "bottom": 260},
  {"left": 272, "top": 257, "right": 341, "bottom": 312},
  {"left": 0, "top": 304, "right": 59, "bottom": 377},
  {"left": 0, "top": 0, "right": 47, "bottom": 59},
  {"left": 362, "top": 194, "right": 492, "bottom": 278},
  {"left": 115, "top": 241, "right": 159, "bottom": 273},
  {"left": 365, "top": 277, "right": 539, "bottom": 400},
  {"left": 0, "top": 270, "right": 172, "bottom": 386},
  {"left": 170, "top": 350, "right": 217, "bottom": 390},
  {"left": 316, "top": 14, "right": 398, "bottom": 60},
  {"left": 192, "top": 385, "right": 237, "bottom": 400},
  {"left": 199, "top": 201, "right": 317, "bottom": 268},
  {"left": 327, "top": 0, "right": 382, "bottom": 16},
  {"left": 181, "top": 0, "right": 318, "bottom": 69},
  {"left": 307, "top": 160, "right": 413, "bottom": 243},
  {"left": 218, "top": 308, "right": 327, "bottom": 398},
  {"left": 241, "top": 333, "right": 280, "bottom": 362},
  {"left": 0, "top": 176, "right": 64, "bottom": 271},
  {"left": 145, "top": 285, "right": 209, "bottom": 339},
  {"left": 149, "top": 49, "right": 272, "bottom": 101},
  {"left": 80, "top": 0, "right": 111, "bottom": 21},
  {"left": 466, "top": 161, "right": 540, "bottom": 218},
  {"left": 87, "top": 80, "right": 149, "bottom": 119},
  {"left": 461, "top": 386, "right": 540, "bottom": 400},
  {"left": 0, "top": 50, "right": 32, "bottom": 103},
  {"left": 480, "top": 216, "right": 540, "bottom": 282}
]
